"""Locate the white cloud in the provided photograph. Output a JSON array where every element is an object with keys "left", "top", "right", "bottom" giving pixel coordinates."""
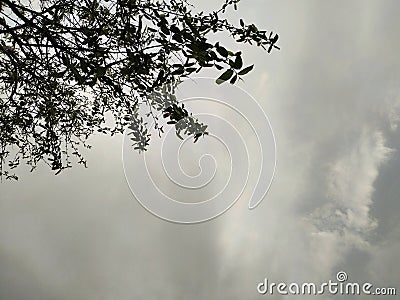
[{"left": 309, "top": 130, "right": 392, "bottom": 238}]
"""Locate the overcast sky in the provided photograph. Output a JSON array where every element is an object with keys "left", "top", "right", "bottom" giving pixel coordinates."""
[{"left": 1, "top": 1, "right": 400, "bottom": 299}]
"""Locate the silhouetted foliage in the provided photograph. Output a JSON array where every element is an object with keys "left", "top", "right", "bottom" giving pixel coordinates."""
[{"left": 0, "top": 0, "right": 279, "bottom": 179}]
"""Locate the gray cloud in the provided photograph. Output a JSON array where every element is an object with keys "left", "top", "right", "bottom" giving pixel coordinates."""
[{"left": 1, "top": 1, "right": 400, "bottom": 299}]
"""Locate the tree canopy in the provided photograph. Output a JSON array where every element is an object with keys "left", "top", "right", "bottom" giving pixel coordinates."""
[{"left": 0, "top": 0, "right": 279, "bottom": 179}]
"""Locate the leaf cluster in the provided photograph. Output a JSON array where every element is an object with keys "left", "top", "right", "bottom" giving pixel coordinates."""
[{"left": 0, "top": 0, "right": 279, "bottom": 179}]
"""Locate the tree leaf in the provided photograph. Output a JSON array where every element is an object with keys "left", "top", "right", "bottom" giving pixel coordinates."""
[
  {"left": 216, "top": 69, "right": 234, "bottom": 84},
  {"left": 238, "top": 65, "right": 254, "bottom": 75},
  {"left": 233, "top": 54, "right": 243, "bottom": 69},
  {"left": 215, "top": 43, "right": 229, "bottom": 57},
  {"left": 230, "top": 74, "right": 238, "bottom": 84}
]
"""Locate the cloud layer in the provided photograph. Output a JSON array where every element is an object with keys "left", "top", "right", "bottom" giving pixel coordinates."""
[{"left": 1, "top": 1, "right": 400, "bottom": 299}]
